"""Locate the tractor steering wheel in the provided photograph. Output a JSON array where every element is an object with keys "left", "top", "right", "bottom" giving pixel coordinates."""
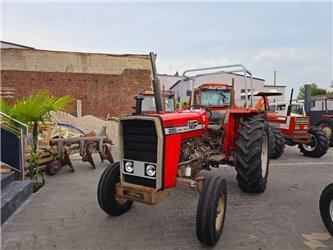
[{"left": 189, "top": 105, "right": 212, "bottom": 120}]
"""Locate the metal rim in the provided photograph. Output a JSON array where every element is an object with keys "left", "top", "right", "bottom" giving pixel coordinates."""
[
  {"left": 115, "top": 196, "right": 128, "bottom": 204},
  {"left": 302, "top": 134, "right": 317, "bottom": 152},
  {"left": 215, "top": 194, "right": 226, "bottom": 231},
  {"left": 261, "top": 132, "right": 268, "bottom": 177},
  {"left": 319, "top": 124, "right": 332, "bottom": 140}
]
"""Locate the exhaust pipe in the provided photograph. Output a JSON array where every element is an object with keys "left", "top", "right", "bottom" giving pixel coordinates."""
[
  {"left": 149, "top": 52, "right": 164, "bottom": 112},
  {"left": 286, "top": 88, "right": 294, "bottom": 116}
]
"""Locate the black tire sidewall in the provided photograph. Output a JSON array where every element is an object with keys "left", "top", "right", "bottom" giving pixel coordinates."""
[
  {"left": 208, "top": 178, "right": 227, "bottom": 242},
  {"left": 97, "top": 162, "right": 133, "bottom": 216},
  {"left": 299, "top": 127, "right": 329, "bottom": 157},
  {"left": 320, "top": 183, "right": 333, "bottom": 236},
  {"left": 196, "top": 176, "right": 227, "bottom": 246}
]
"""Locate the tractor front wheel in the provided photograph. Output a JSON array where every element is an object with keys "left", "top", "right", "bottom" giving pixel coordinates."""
[
  {"left": 299, "top": 127, "right": 329, "bottom": 158},
  {"left": 234, "top": 116, "right": 270, "bottom": 193},
  {"left": 196, "top": 176, "right": 227, "bottom": 246},
  {"left": 97, "top": 162, "right": 133, "bottom": 216},
  {"left": 269, "top": 126, "right": 285, "bottom": 159}
]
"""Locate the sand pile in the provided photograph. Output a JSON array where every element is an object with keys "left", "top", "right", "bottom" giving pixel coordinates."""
[{"left": 50, "top": 111, "right": 119, "bottom": 145}]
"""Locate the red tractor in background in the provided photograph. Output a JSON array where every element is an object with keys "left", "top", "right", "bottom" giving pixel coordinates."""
[
  {"left": 135, "top": 90, "right": 176, "bottom": 114},
  {"left": 256, "top": 90, "right": 329, "bottom": 159},
  {"left": 97, "top": 54, "right": 270, "bottom": 246}
]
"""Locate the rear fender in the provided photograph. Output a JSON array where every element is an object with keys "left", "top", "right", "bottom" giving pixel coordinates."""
[{"left": 223, "top": 109, "right": 258, "bottom": 158}]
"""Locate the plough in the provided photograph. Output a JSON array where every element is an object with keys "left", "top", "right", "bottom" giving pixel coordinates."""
[{"left": 47, "top": 136, "right": 114, "bottom": 175}]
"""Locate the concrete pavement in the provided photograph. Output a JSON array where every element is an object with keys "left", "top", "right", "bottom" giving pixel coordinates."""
[{"left": 1, "top": 146, "right": 333, "bottom": 249}]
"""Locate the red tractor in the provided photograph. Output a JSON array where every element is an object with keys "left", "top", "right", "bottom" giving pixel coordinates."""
[
  {"left": 97, "top": 55, "right": 270, "bottom": 246},
  {"left": 257, "top": 90, "right": 329, "bottom": 159}
]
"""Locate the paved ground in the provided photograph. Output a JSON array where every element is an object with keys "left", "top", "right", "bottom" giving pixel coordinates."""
[{"left": 2, "top": 146, "right": 333, "bottom": 250}]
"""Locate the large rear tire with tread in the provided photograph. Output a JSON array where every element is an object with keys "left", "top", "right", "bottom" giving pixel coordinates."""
[
  {"left": 97, "top": 162, "right": 133, "bottom": 216},
  {"left": 269, "top": 126, "right": 285, "bottom": 159},
  {"left": 319, "top": 183, "right": 333, "bottom": 236},
  {"left": 234, "top": 116, "right": 270, "bottom": 193},
  {"left": 196, "top": 176, "right": 227, "bottom": 246},
  {"left": 299, "top": 127, "right": 329, "bottom": 158}
]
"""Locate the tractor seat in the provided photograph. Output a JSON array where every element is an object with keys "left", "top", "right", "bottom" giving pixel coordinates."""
[
  {"left": 208, "top": 111, "right": 225, "bottom": 131},
  {"left": 208, "top": 124, "right": 221, "bottom": 131},
  {"left": 209, "top": 111, "right": 225, "bottom": 125}
]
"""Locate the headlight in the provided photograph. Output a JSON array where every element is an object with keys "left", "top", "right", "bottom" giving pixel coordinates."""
[
  {"left": 124, "top": 161, "right": 134, "bottom": 173},
  {"left": 145, "top": 164, "right": 156, "bottom": 177}
]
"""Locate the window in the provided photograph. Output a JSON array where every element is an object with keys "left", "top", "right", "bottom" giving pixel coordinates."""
[
  {"left": 164, "top": 96, "right": 175, "bottom": 112},
  {"left": 291, "top": 104, "right": 304, "bottom": 115},
  {"left": 193, "top": 92, "right": 199, "bottom": 105},
  {"left": 277, "top": 104, "right": 286, "bottom": 111},
  {"left": 268, "top": 105, "right": 276, "bottom": 112},
  {"left": 141, "top": 96, "right": 156, "bottom": 112},
  {"left": 201, "top": 90, "right": 231, "bottom": 106}
]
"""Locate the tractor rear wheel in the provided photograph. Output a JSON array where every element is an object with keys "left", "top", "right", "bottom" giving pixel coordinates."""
[
  {"left": 318, "top": 122, "right": 333, "bottom": 147},
  {"left": 234, "top": 116, "right": 269, "bottom": 193},
  {"left": 97, "top": 162, "right": 133, "bottom": 216},
  {"left": 299, "top": 127, "right": 329, "bottom": 158},
  {"left": 269, "top": 126, "right": 285, "bottom": 159},
  {"left": 196, "top": 176, "right": 227, "bottom": 246},
  {"left": 319, "top": 183, "right": 333, "bottom": 236}
]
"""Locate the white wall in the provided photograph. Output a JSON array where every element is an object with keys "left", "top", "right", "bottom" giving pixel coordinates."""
[
  {"left": 158, "top": 74, "right": 182, "bottom": 90},
  {"left": 263, "top": 85, "right": 286, "bottom": 103},
  {"left": 311, "top": 100, "right": 333, "bottom": 111}
]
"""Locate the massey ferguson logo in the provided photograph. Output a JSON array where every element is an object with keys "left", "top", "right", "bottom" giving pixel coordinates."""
[
  {"left": 188, "top": 120, "right": 198, "bottom": 129},
  {"left": 165, "top": 120, "right": 203, "bottom": 135}
]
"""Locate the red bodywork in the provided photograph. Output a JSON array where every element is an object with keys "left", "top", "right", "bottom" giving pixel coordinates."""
[
  {"left": 157, "top": 110, "right": 208, "bottom": 188},
  {"left": 155, "top": 107, "right": 258, "bottom": 189},
  {"left": 266, "top": 112, "right": 310, "bottom": 143}
]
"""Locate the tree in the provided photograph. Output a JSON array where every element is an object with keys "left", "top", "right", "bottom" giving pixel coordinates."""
[
  {"left": 0, "top": 91, "right": 73, "bottom": 188},
  {"left": 297, "top": 83, "right": 327, "bottom": 100}
]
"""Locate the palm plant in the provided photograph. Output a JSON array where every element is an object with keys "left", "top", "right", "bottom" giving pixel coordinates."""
[{"left": 1, "top": 91, "right": 73, "bottom": 186}]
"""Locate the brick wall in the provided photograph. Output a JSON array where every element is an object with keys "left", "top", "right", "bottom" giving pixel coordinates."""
[
  {"left": 1, "top": 49, "right": 153, "bottom": 119},
  {"left": 1, "top": 69, "right": 151, "bottom": 119}
]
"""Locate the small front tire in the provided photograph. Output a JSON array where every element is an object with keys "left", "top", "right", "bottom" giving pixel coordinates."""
[
  {"left": 97, "top": 162, "right": 133, "bottom": 216},
  {"left": 299, "top": 127, "right": 329, "bottom": 158},
  {"left": 196, "top": 176, "right": 227, "bottom": 246}
]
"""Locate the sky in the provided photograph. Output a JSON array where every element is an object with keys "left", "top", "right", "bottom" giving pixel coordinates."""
[{"left": 1, "top": 1, "right": 332, "bottom": 96}]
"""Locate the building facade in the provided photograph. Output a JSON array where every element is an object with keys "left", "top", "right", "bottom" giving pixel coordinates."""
[{"left": 1, "top": 48, "right": 152, "bottom": 118}]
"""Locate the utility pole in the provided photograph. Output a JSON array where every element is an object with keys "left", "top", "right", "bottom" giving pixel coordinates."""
[{"left": 273, "top": 70, "right": 277, "bottom": 86}]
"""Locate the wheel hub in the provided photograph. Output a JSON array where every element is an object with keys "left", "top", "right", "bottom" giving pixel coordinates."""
[
  {"left": 261, "top": 133, "right": 268, "bottom": 177},
  {"left": 302, "top": 134, "right": 317, "bottom": 152},
  {"left": 320, "top": 125, "right": 332, "bottom": 140},
  {"left": 215, "top": 194, "right": 225, "bottom": 231}
]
